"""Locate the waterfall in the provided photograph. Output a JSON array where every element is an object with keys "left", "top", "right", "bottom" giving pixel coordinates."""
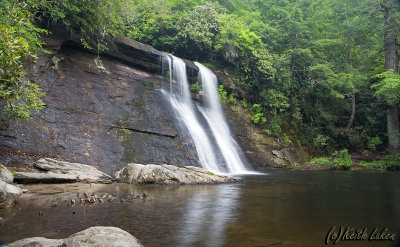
[
  {"left": 164, "top": 55, "right": 220, "bottom": 173},
  {"left": 163, "top": 55, "right": 249, "bottom": 174},
  {"left": 194, "top": 62, "right": 248, "bottom": 173}
]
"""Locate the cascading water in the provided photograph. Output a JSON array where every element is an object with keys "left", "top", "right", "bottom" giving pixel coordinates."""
[
  {"left": 194, "top": 62, "right": 248, "bottom": 173},
  {"left": 163, "top": 55, "right": 249, "bottom": 174},
  {"left": 164, "top": 55, "right": 220, "bottom": 173}
]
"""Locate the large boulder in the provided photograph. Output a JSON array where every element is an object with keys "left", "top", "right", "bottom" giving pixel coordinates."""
[
  {"left": 0, "top": 180, "right": 22, "bottom": 208},
  {"left": 0, "top": 163, "right": 13, "bottom": 183},
  {"left": 8, "top": 226, "right": 144, "bottom": 247},
  {"left": 115, "top": 163, "right": 241, "bottom": 185},
  {"left": 35, "top": 158, "right": 112, "bottom": 183}
]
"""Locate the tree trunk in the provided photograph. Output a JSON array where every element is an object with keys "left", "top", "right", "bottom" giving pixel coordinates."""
[
  {"left": 345, "top": 94, "right": 356, "bottom": 130},
  {"left": 387, "top": 103, "right": 400, "bottom": 155},
  {"left": 344, "top": 6, "right": 355, "bottom": 131},
  {"left": 383, "top": 0, "right": 400, "bottom": 155}
]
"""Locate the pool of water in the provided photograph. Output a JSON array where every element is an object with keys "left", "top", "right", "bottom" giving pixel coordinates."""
[{"left": 1, "top": 169, "right": 400, "bottom": 247}]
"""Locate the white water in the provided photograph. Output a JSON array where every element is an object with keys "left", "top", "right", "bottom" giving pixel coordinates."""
[
  {"left": 164, "top": 55, "right": 220, "bottom": 173},
  {"left": 194, "top": 62, "right": 248, "bottom": 174},
  {"left": 163, "top": 55, "right": 250, "bottom": 174}
]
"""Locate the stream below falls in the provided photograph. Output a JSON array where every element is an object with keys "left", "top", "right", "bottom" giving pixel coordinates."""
[{"left": 1, "top": 170, "right": 400, "bottom": 247}]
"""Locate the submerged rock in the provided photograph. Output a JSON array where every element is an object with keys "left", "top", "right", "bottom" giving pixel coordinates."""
[
  {"left": 115, "top": 163, "right": 241, "bottom": 185},
  {"left": 35, "top": 158, "right": 112, "bottom": 183},
  {"left": 0, "top": 180, "right": 22, "bottom": 208},
  {"left": 8, "top": 226, "right": 144, "bottom": 247},
  {"left": 0, "top": 163, "right": 13, "bottom": 183}
]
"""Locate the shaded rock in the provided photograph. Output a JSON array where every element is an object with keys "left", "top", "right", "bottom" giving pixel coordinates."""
[
  {"left": 0, "top": 41, "right": 200, "bottom": 175},
  {"left": 0, "top": 163, "right": 13, "bottom": 183},
  {"left": 13, "top": 172, "right": 77, "bottom": 184},
  {"left": 0, "top": 180, "right": 22, "bottom": 208},
  {"left": 115, "top": 163, "right": 241, "bottom": 185},
  {"left": 35, "top": 158, "right": 112, "bottom": 183},
  {"left": 8, "top": 237, "right": 64, "bottom": 247},
  {"left": 8, "top": 226, "right": 143, "bottom": 247}
]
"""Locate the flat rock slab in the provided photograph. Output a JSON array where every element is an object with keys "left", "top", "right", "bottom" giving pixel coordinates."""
[
  {"left": 8, "top": 226, "right": 144, "bottom": 247},
  {"left": 13, "top": 172, "right": 78, "bottom": 184},
  {"left": 35, "top": 158, "right": 112, "bottom": 183},
  {"left": 115, "top": 163, "right": 241, "bottom": 185}
]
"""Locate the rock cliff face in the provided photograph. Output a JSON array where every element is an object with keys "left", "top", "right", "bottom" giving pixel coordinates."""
[
  {"left": 0, "top": 31, "right": 306, "bottom": 174},
  {"left": 0, "top": 34, "right": 200, "bottom": 175}
]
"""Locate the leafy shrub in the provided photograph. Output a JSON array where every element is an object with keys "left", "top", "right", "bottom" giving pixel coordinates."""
[
  {"left": 367, "top": 136, "right": 383, "bottom": 150},
  {"left": 268, "top": 117, "right": 282, "bottom": 137},
  {"left": 218, "top": 85, "right": 227, "bottom": 100},
  {"left": 358, "top": 160, "right": 384, "bottom": 169},
  {"left": 357, "top": 156, "right": 400, "bottom": 170},
  {"left": 310, "top": 157, "right": 330, "bottom": 164},
  {"left": 313, "top": 134, "right": 329, "bottom": 149},
  {"left": 384, "top": 155, "right": 400, "bottom": 170},
  {"left": 228, "top": 94, "right": 237, "bottom": 105},
  {"left": 283, "top": 133, "right": 292, "bottom": 144},
  {"left": 251, "top": 104, "right": 266, "bottom": 124},
  {"left": 333, "top": 149, "right": 352, "bottom": 169},
  {"left": 191, "top": 82, "right": 202, "bottom": 92}
]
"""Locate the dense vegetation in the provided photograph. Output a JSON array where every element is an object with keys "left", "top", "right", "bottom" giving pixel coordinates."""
[{"left": 1, "top": 0, "right": 399, "bottom": 162}]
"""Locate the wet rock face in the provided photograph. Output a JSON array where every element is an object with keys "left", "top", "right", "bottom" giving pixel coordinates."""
[
  {"left": 8, "top": 226, "right": 144, "bottom": 247},
  {"left": 0, "top": 38, "right": 200, "bottom": 175}
]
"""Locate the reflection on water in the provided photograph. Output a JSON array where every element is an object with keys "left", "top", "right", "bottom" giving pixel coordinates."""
[
  {"left": 175, "top": 184, "right": 240, "bottom": 247},
  {"left": 1, "top": 170, "right": 400, "bottom": 247}
]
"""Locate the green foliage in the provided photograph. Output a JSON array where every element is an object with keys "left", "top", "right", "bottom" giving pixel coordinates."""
[
  {"left": 358, "top": 156, "right": 400, "bottom": 170},
  {"left": 367, "top": 136, "right": 383, "bottom": 150},
  {"left": 384, "top": 155, "right": 400, "bottom": 170},
  {"left": 372, "top": 70, "right": 400, "bottom": 103},
  {"left": 0, "top": 0, "right": 396, "bottom": 157},
  {"left": 267, "top": 117, "right": 282, "bottom": 137},
  {"left": 358, "top": 160, "right": 384, "bottom": 169},
  {"left": 333, "top": 149, "right": 353, "bottom": 169},
  {"left": 250, "top": 104, "right": 266, "bottom": 124},
  {"left": 228, "top": 94, "right": 237, "bottom": 105},
  {"left": 175, "top": 2, "right": 223, "bottom": 59},
  {"left": 191, "top": 82, "right": 202, "bottom": 92},
  {"left": 283, "top": 133, "right": 292, "bottom": 144},
  {"left": 310, "top": 157, "right": 330, "bottom": 164},
  {"left": 12, "top": 171, "right": 18, "bottom": 177},
  {"left": 260, "top": 89, "right": 290, "bottom": 114},
  {"left": 46, "top": 0, "right": 134, "bottom": 55},
  {"left": 0, "top": 0, "right": 46, "bottom": 120},
  {"left": 313, "top": 134, "right": 329, "bottom": 150},
  {"left": 218, "top": 85, "right": 227, "bottom": 100}
]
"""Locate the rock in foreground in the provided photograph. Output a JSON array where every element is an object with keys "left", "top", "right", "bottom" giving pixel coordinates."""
[
  {"left": 0, "top": 180, "right": 22, "bottom": 208},
  {"left": 8, "top": 226, "right": 144, "bottom": 247},
  {"left": 115, "top": 163, "right": 241, "bottom": 185},
  {"left": 0, "top": 164, "right": 13, "bottom": 183}
]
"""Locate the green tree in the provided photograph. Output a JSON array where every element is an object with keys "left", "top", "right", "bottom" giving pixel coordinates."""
[{"left": 0, "top": 0, "right": 46, "bottom": 120}]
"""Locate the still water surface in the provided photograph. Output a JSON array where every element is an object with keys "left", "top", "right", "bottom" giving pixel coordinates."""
[{"left": 1, "top": 170, "right": 400, "bottom": 247}]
